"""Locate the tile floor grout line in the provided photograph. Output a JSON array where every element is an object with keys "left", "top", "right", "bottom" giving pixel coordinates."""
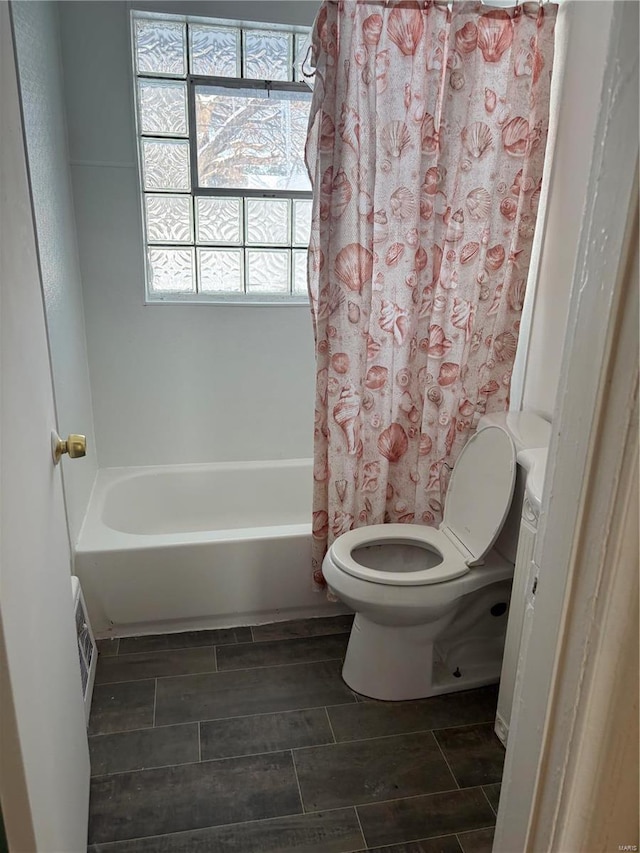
[
  {"left": 283, "top": 726, "right": 473, "bottom": 754},
  {"left": 90, "top": 738, "right": 340, "bottom": 778},
  {"left": 90, "top": 707, "right": 496, "bottom": 744},
  {"left": 93, "top": 675, "right": 156, "bottom": 688},
  {"left": 99, "top": 636, "right": 353, "bottom": 671},
  {"left": 290, "top": 749, "right": 306, "bottom": 815},
  {"left": 321, "top": 717, "right": 498, "bottom": 743},
  {"left": 97, "top": 649, "right": 347, "bottom": 686},
  {"left": 88, "top": 808, "right": 310, "bottom": 848},
  {"left": 353, "top": 804, "right": 368, "bottom": 851},
  {"left": 457, "top": 823, "right": 498, "bottom": 834},
  {"left": 432, "top": 729, "right": 461, "bottom": 790},
  {"left": 88, "top": 720, "right": 198, "bottom": 740},
  {"left": 90, "top": 726, "right": 481, "bottom": 777},
  {"left": 362, "top": 829, "right": 471, "bottom": 853},
  {"left": 428, "top": 717, "right": 496, "bottom": 733},
  {"left": 99, "top": 647, "right": 220, "bottom": 662},
  {"left": 90, "top": 754, "right": 204, "bottom": 780},
  {"left": 91, "top": 701, "right": 360, "bottom": 739},
  {"left": 89, "top": 750, "right": 485, "bottom": 808},
  {"left": 90, "top": 745, "right": 349, "bottom": 781},
  {"left": 90, "top": 774, "right": 496, "bottom": 843},
  {"left": 344, "top": 782, "right": 469, "bottom": 812},
  {"left": 96, "top": 668, "right": 219, "bottom": 687},
  {"left": 96, "top": 655, "right": 349, "bottom": 686},
  {"left": 317, "top": 782, "right": 487, "bottom": 814},
  {"left": 214, "top": 655, "right": 349, "bottom": 675},
  {"left": 324, "top": 706, "right": 338, "bottom": 743},
  {"left": 197, "top": 720, "right": 201, "bottom": 762},
  {"left": 226, "top": 634, "right": 351, "bottom": 648},
  {"left": 481, "top": 784, "right": 499, "bottom": 816},
  {"left": 91, "top": 819, "right": 496, "bottom": 853},
  {"left": 113, "top": 638, "right": 256, "bottom": 657}
]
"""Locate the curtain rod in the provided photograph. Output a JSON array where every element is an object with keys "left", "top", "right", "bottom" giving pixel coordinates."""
[{"left": 322, "top": 0, "right": 555, "bottom": 7}]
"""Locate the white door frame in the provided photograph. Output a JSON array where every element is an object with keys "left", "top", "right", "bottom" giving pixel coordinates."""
[{"left": 494, "top": 2, "right": 639, "bottom": 849}]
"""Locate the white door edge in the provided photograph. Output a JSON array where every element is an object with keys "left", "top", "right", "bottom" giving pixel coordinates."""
[{"left": 494, "top": 2, "right": 639, "bottom": 849}]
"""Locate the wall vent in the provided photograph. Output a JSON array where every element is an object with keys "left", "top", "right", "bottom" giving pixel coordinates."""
[{"left": 71, "top": 576, "right": 97, "bottom": 724}]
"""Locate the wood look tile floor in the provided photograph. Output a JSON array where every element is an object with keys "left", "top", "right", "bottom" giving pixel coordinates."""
[{"left": 89, "top": 616, "right": 504, "bottom": 852}]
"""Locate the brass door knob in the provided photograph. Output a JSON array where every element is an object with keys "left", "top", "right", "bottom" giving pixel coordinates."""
[{"left": 52, "top": 430, "right": 87, "bottom": 464}]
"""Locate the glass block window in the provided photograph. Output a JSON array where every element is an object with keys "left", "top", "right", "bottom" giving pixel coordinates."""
[{"left": 132, "top": 12, "right": 312, "bottom": 303}]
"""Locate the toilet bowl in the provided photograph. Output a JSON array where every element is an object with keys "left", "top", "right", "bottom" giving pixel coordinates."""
[{"left": 322, "top": 414, "right": 550, "bottom": 701}]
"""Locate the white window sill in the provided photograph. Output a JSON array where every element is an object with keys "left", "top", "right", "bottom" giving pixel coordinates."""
[{"left": 144, "top": 295, "right": 309, "bottom": 306}]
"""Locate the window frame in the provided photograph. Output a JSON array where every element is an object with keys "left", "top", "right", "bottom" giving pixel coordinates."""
[{"left": 131, "top": 12, "right": 313, "bottom": 306}]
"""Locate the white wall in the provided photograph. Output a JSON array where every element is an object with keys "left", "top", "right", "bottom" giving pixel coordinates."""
[
  {"left": 12, "top": 0, "right": 97, "bottom": 543},
  {"left": 516, "top": 0, "right": 615, "bottom": 418},
  {"left": 59, "top": 0, "right": 319, "bottom": 469}
]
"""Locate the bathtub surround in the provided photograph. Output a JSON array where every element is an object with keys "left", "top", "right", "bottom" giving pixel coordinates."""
[
  {"left": 306, "top": 1, "right": 557, "bottom": 587},
  {"left": 87, "top": 615, "right": 504, "bottom": 851},
  {"left": 57, "top": 1, "right": 318, "bottom": 470},
  {"left": 75, "top": 460, "right": 348, "bottom": 636}
]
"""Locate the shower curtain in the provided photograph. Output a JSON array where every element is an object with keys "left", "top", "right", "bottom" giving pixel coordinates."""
[{"left": 305, "top": 0, "right": 557, "bottom": 588}]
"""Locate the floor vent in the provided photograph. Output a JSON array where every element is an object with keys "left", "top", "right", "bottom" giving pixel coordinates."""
[{"left": 71, "top": 576, "right": 97, "bottom": 724}]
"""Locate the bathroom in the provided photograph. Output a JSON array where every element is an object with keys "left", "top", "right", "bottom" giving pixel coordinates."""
[{"left": 0, "top": 0, "right": 637, "bottom": 851}]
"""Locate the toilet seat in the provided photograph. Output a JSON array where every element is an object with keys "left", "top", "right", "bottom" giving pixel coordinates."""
[
  {"left": 329, "top": 425, "right": 517, "bottom": 587},
  {"left": 331, "top": 524, "right": 469, "bottom": 586}
]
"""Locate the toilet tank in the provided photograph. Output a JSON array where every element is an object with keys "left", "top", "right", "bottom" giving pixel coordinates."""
[{"left": 476, "top": 412, "right": 551, "bottom": 563}]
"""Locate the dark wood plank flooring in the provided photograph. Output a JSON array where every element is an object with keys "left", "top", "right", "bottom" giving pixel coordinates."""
[{"left": 89, "top": 616, "right": 504, "bottom": 851}]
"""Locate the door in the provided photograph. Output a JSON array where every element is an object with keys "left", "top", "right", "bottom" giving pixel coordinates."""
[{"left": 0, "top": 5, "right": 90, "bottom": 851}]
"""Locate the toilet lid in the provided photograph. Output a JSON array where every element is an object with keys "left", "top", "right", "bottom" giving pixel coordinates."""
[{"left": 442, "top": 425, "right": 516, "bottom": 564}]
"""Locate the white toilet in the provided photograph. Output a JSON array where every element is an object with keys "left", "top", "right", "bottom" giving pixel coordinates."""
[{"left": 322, "top": 412, "right": 551, "bottom": 701}]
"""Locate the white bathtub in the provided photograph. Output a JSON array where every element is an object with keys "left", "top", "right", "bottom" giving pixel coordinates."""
[{"left": 75, "top": 460, "right": 347, "bottom": 637}]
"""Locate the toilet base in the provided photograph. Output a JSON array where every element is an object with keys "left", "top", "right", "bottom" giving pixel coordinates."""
[{"left": 342, "top": 612, "right": 507, "bottom": 701}]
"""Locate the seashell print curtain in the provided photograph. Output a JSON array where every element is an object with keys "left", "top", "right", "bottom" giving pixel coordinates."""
[{"left": 305, "top": 0, "right": 557, "bottom": 589}]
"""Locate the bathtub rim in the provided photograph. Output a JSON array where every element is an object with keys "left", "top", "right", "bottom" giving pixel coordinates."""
[{"left": 76, "top": 457, "right": 313, "bottom": 553}]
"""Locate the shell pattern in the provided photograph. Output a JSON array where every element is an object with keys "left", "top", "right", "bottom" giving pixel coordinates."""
[
  {"left": 455, "top": 21, "right": 478, "bottom": 54},
  {"left": 333, "top": 383, "right": 361, "bottom": 454},
  {"left": 387, "top": 5, "right": 424, "bottom": 56},
  {"left": 502, "top": 116, "right": 532, "bottom": 157},
  {"left": 461, "top": 122, "right": 493, "bottom": 159},
  {"left": 485, "top": 244, "right": 506, "bottom": 271},
  {"left": 379, "top": 299, "right": 410, "bottom": 345},
  {"left": 377, "top": 423, "right": 409, "bottom": 462},
  {"left": 380, "top": 121, "right": 412, "bottom": 158},
  {"left": 421, "top": 114, "right": 439, "bottom": 154},
  {"left": 424, "top": 324, "right": 452, "bottom": 358},
  {"left": 334, "top": 243, "right": 373, "bottom": 293},
  {"left": 362, "top": 13, "right": 383, "bottom": 46},
  {"left": 306, "top": 0, "right": 557, "bottom": 587},
  {"left": 460, "top": 241, "right": 480, "bottom": 264},
  {"left": 390, "top": 187, "right": 416, "bottom": 220},
  {"left": 477, "top": 10, "right": 514, "bottom": 63},
  {"left": 330, "top": 169, "right": 353, "bottom": 219},
  {"left": 466, "top": 188, "right": 492, "bottom": 221}
]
